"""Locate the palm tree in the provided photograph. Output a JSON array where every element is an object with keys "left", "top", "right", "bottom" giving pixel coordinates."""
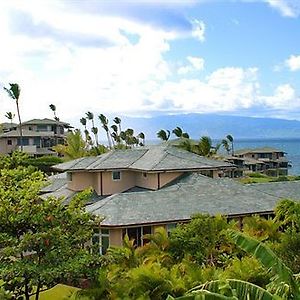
[
  {"left": 157, "top": 129, "right": 171, "bottom": 141},
  {"left": 49, "top": 104, "right": 59, "bottom": 121},
  {"left": 221, "top": 138, "right": 231, "bottom": 155},
  {"left": 113, "top": 117, "right": 122, "bottom": 133},
  {"left": 4, "top": 83, "right": 23, "bottom": 151},
  {"left": 99, "top": 114, "right": 113, "bottom": 148},
  {"left": 196, "top": 136, "right": 213, "bottom": 156},
  {"left": 86, "top": 111, "right": 98, "bottom": 146},
  {"left": 169, "top": 230, "right": 300, "bottom": 300},
  {"left": 172, "top": 127, "right": 183, "bottom": 138},
  {"left": 53, "top": 130, "right": 87, "bottom": 160},
  {"left": 226, "top": 135, "right": 234, "bottom": 156},
  {"left": 137, "top": 132, "right": 145, "bottom": 146},
  {"left": 5, "top": 112, "right": 15, "bottom": 128}
]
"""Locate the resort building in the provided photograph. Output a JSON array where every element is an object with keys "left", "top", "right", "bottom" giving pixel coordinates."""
[
  {"left": 0, "top": 118, "right": 72, "bottom": 156},
  {"left": 45, "top": 144, "right": 300, "bottom": 255},
  {"left": 225, "top": 147, "right": 289, "bottom": 177}
]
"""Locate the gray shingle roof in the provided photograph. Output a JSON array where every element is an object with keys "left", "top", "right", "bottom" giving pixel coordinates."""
[
  {"left": 53, "top": 145, "right": 234, "bottom": 172},
  {"left": 22, "top": 118, "right": 71, "bottom": 126},
  {"left": 44, "top": 172, "right": 300, "bottom": 227},
  {"left": 235, "top": 147, "right": 285, "bottom": 155},
  {"left": 86, "top": 173, "right": 289, "bottom": 226},
  {"left": 0, "top": 129, "right": 55, "bottom": 138}
]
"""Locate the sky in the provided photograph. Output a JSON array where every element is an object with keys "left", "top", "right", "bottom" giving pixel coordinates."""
[{"left": 0, "top": 0, "right": 300, "bottom": 127}]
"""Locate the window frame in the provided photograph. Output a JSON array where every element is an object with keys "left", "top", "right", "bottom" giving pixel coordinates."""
[{"left": 112, "top": 171, "right": 121, "bottom": 181}]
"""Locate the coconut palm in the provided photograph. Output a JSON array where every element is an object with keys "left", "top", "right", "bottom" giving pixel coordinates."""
[
  {"left": 99, "top": 114, "right": 113, "bottom": 148},
  {"left": 113, "top": 117, "right": 122, "bottom": 133},
  {"left": 53, "top": 130, "right": 87, "bottom": 160},
  {"left": 5, "top": 112, "right": 15, "bottom": 127},
  {"left": 221, "top": 138, "right": 231, "bottom": 155},
  {"left": 157, "top": 129, "right": 171, "bottom": 141},
  {"left": 226, "top": 135, "right": 234, "bottom": 156},
  {"left": 172, "top": 127, "right": 183, "bottom": 138},
  {"left": 86, "top": 111, "right": 98, "bottom": 146},
  {"left": 49, "top": 104, "right": 59, "bottom": 121},
  {"left": 4, "top": 83, "right": 23, "bottom": 151},
  {"left": 137, "top": 132, "right": 145, "bottom": 146}
]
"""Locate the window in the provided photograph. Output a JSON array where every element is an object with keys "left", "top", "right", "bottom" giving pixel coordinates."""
[
  {"left": 7, "top": 139, "right": 12, "bottom": 145},
  {"left": 166, "top": 223, "right": 177, "bottom": 236},
  {"left": 67, "top": 172, "right": 72, "bottom": 181},
  {"left": 92, "top": 228, "right": 110, "bottom": 255},
  {"left": 143, "top": 172, "right": 147, "bottom": 178},
  {"left": 122, "top": 226, "right": 152, "bottom": 247},
  {"left": 112, "top": 171, "right": 121, "bottom": 181}
]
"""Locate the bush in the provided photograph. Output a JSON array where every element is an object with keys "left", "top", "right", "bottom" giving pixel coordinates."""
[
  {"left": 272, "top": 176, "right": 289, "bottom": 182},
  {"left": 248, "top": 172, "right": 266, "bottom": 178},
  {"left": 22, "top": 156, "right": 63, "bottom": 174}
]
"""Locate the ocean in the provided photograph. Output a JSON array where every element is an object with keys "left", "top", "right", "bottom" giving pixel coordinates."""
[{"left": 234, "top": 138, "right": 300, "bottom": 176}]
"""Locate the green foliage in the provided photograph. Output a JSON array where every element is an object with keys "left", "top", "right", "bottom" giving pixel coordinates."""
[
  {"left": 227, "top": 230, "right": 299, "bottom": 299},
  {"left": 248, "top": 172, "right": 267, "bottom": 178},
  {"left": 0, "top": 151, "right": 29, "bottom": 169},
  {"left": 221, "top": 256, "right": 271, "bottom": 287},
  {"left": 169, "top": 214, "right": 229, "bottom": 265},
  {"left": 271, "top": 176, "right": 289, "bottom": 182},
  {"left": 22, "top": 156, "right": 64, "bottom": 173},
  {"left": 0, "top": 160, "right": 100, "bottom": 300},
  {"left": 242, "top": 215, "right": 281, "bottom": 243}
]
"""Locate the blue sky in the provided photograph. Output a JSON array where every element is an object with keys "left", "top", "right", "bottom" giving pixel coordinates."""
[{"left": 0, "top": 0, "right": 300, "bottom": 125}]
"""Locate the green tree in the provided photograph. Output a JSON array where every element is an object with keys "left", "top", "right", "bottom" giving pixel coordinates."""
[
  {"left": 157, "top": 129, "right": 171, "bottom": 141},
  {"left": 4, "top": 83, "right": 23, "bottom": 151},
  {"left": 5, "top": 111, "right": 15, "bottom": 127},
  {"left": 226, "top": 135, "right": 234, "bottom": 156},
  {"left": 98, "top": 114, "right": 112, "bottom": 148},
  {"left": 169, "top": 214, "right": 229, "bottom": 265},
  {"left": 54, "top": 130, "right": 88, "bottom": 159},
  {"left": 0, "top": 164, "right": 100, "bottom": 300},
  {"left": 86, "top": 112, "right": 98, "bottom": 146}
]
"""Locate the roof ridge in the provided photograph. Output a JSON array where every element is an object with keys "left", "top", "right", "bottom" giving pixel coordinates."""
[
  {"left": 125, "top": 147, "right": 149, "bottom": 169},
  {"left": 148, "top": 148, "right": 169, "bottom": 171},
  {"left": 165, "top": 147, "right": 214, "bottom": 167}
]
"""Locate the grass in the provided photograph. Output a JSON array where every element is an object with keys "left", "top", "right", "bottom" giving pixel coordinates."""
[
  {"left": 239, "top": 175, "right": 300, "bottom": 184},
  {"left": 29, "top": 284, "right": 88, "bottom": 300}
]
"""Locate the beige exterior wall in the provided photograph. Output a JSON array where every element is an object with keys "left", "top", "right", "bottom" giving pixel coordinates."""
[
  {"left": 212, "top": 170, "right": 220, "bottom": 179},
  {"left": 102, "top": 171, "right": 136, "bottom": 195},
  {"left": 68, "top": 172, "right": 95, "bottom": 191},
  {"left": 159, "top": 172, "right": 183, "bottom": 187},
  {"left": 0, "top": 137, "right": 18, "bottom": 154},
  {"left": 135, "top": 172, "right": 159, "bottom": 190},
  {"left": 109, "top": 228, "right": 123, "bottom": 247}
]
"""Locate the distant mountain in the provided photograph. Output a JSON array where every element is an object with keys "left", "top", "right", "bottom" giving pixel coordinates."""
[{"left": 121, "top": 113, "right": 300, "bottom": 140}]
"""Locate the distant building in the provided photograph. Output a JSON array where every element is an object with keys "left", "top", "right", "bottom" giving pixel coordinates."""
[
  {"left": 0, "top": 118, "right": 72, "bottom": 156},
  {"left": 225, "top": 147, "right": 289, "bottom": 177}
]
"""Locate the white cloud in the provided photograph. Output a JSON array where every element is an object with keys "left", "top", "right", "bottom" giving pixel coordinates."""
[
  {"left": 266, "top": 0, "right": 300, "bottom": 17},
  {"left": 187, "top": 56, "right": 204, "bottom": 70},
  {"left": 178, "top": 56, "right": 204, "bottom": 75},
  {"left": 191, "top": 19, "right": 206, "bottom": 42},
  {"left": 285, "top": 54, "right": 300, "bottom": 71},
  {"left": 260, "top": 84, "right": 297, "bottom": 108}
]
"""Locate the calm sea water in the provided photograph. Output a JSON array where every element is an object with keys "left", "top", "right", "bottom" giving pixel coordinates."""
[{"left": 234, "top": 138, "right": 300, "bottom": 176}]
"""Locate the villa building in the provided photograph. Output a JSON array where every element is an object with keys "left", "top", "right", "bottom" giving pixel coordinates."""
[
  {"left": 225, "top": 147, "right": 289, "bottom": 177},
  {"left": 0, "top": 118, "right": 72, "bottom": 156},
  {"left": 45, "top": 144, "right": 300, "bottom": 255}
]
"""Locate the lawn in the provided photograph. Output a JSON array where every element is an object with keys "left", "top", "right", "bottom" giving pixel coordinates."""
[
  {"left": 239, "top": 175, "right": 300, "bottom": 184},
  {"left": 29, "top": 284, "right": 88, "bottom": 300}
]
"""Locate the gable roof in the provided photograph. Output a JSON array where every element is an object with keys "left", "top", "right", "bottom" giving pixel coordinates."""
[{"left": 53, "top": 144, "right": 235, "bottom": 172}]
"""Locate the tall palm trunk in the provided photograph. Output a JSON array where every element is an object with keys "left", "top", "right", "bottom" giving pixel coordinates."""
[{"left": 16, "top": 100, "right": 23, "bottom": 151}]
